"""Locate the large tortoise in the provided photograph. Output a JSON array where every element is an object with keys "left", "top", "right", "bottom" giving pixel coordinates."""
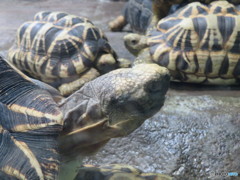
[
  {"left": 125, "top": 1, "right": 240, "bottom": 84},
  {"left": 8, "top": 11, "right": 130, "bottom": 97},
  {"left": 108, "top": 0, "right": 240, "bottom": 34},
  {"left": 0, "top": 55, "right": 170, "bottom": 179}
]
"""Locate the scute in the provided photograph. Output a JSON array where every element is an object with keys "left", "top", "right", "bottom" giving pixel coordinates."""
[
  {"left": 8, "top": 11, "right": 119, "bottom": 96},
  {"left": 148, "top": 1, "right": 240, "bottom": 84}
]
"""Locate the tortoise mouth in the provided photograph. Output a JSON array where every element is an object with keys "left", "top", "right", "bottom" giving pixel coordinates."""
[
  {"left": 109, "top": 98, "right": 165, "bottom": 134},
  {"left": 58, "top": 119, "right": 125, "bottom": 160}
]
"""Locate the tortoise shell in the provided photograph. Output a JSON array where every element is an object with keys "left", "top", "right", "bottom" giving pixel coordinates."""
[
  {"left": 124, "top": 0, "right": 153, "bottom": 33},
  {"left": 110, "top": 0, "right": 240, "bottom": 33},
  {"left": 108, "top": 0, "right": 153, "bottom": 34},
  {"left": 0, "top": 56, "right": 63, "bottom": 179},
  {"left": 151, "top": 0, "right": 240, "bottom": 30},
  {"left": 8, "top": 11, "right": 119, "bottom": 96},
  {"left": 148, "top": 1, "right": 240, "bottom": 84}
]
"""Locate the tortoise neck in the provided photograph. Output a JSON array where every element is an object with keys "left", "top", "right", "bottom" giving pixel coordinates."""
[{"left": 133, "top": 48, "right": 153, "bottom": 65}]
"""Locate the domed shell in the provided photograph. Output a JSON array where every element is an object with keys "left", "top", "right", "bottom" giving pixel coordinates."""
[
  {"left": 8, "top": 11, "right": 118, "bottom": 96},
  {"left": 148, "top": 1, "right": 240, "bottom": 84}
]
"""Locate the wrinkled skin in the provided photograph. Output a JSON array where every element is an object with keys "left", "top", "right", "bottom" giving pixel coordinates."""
[{"left": 30, "top": 63, "right": 170, "bottom": 160}]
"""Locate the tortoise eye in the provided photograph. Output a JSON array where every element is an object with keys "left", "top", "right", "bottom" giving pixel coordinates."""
[{"left": 131, "top": 40, "right": 138, "bottom": 45}]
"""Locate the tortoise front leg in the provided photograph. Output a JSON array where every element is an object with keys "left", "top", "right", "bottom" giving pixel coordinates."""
[
  {"left": 108, "top": 15, "right": 127, "bottom": 32},
  {"left": 95, "top": 53, "right": 131, "bottom": 72}
]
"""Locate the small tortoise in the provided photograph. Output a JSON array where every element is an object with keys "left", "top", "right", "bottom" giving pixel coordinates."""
[
  {"left": 8, "top": 11, "right": 130, "bottom": 96},
  {"left": 108, "top": 0, "right": 153, "bottom": 34},
  {"left": 75, "top": 164, "right": 172, "bottom": 180},
  {"left": 125, "top": 1, "right": 240, "bottom": 84},
  {"left": 0, "top": 55, "right": 170, "bottom": 179}
]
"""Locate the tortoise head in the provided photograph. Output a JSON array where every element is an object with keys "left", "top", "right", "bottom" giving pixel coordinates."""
[
  {"left": 124, "top": 33, "right": 149, "bottom": 56},
  {"left": 58, "top": 64, "right": 170, "bottom": 160}
]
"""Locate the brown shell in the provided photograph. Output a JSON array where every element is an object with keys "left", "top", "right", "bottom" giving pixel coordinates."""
[{"left": 148, "top": 1, "right": 240, "bottom": 84}]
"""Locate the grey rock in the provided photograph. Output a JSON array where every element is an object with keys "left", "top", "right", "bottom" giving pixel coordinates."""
[{"left": 84, "top": 89, "right": 240, "bottom": 179}]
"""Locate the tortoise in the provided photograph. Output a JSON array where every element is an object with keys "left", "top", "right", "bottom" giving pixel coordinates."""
[
  {"left": 0, "top": 55, "right": 170, "bottom": 179},
  {"left": 8, "top": 11, "right": 130, "bottom": 97},
  {"left": 109, "top": 0, "right": 240, "bottom": 33},
  {"left": 108, "top": 0, "right": 153, "bottom": 34},
  {"left": 74, "top": 164, "right": 172, "bottom": 180},
  {"left": 124, "top": 1, "right": 240, "bottom": 85}
]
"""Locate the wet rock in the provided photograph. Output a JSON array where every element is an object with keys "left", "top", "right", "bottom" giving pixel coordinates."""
[{"left": 84, "top": 88, "right": 240, "bottom": 179}]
